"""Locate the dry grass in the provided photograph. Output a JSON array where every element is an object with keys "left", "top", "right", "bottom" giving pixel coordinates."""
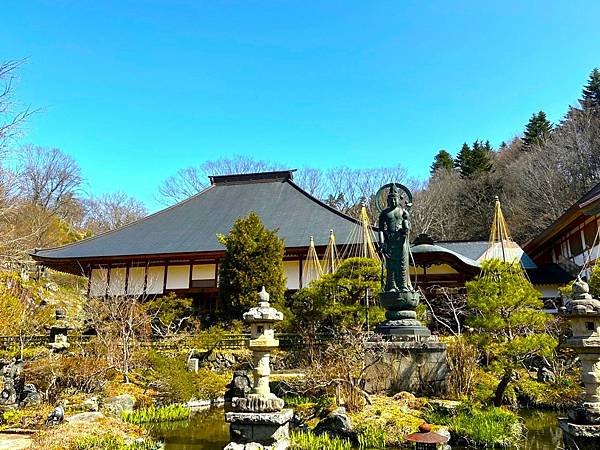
[{"left": 30, "top": 416, "right": 153, "bottom": 450}]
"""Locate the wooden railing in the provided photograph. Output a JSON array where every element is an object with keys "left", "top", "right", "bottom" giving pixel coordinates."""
[{"left": 0, "top": 333, "right": 333, "bottom": 351}]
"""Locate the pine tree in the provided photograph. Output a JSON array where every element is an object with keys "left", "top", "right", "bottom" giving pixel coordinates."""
[
  {"left": 455, "top": 142, "right": 472, "bottom": 177},
  {"left": 522, "top": 111, "right": 552, "bottom": 150},
  {"left": 430, "top": 149, "right": 454, "bottom": 174},
  {"left": 581, "top": 68, "right": 600, "bottom": 111},
  {"left": 456, "top": 140, "right": 493, "bottom": 178},
  {"left": 217, "top": 212, "right": 286, "bottom": 319},
  {"left": 466, "top": 260, "right": 556, "bottom": 406}
]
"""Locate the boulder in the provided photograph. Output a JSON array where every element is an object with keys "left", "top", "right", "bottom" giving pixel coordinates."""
[
  {"left": 19, "top": 384, "right": 42, "bottom": 407},
  {"left": 225, "top": 371, "right": 253, "bottom": 401},
  {"left": 82, "top": 396, "right": 99, "bottom": 412},
  {"left": 313, "top": 407, "right": 356, "bottom": 441},
  {"left": 102, "top": 394, "right": 135, "bottom": 416},
  {"left": 68, "top": 411, "right": 105, "bottom": 423}
]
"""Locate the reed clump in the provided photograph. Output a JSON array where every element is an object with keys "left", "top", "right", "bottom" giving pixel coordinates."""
[{"left": 122, "top": 404, "right": 191, "bottom": 425}]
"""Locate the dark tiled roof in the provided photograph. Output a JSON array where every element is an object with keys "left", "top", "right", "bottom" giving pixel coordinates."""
[
  {"left": 33, "top": 172, "right": 360, "bottom": 262},
  {"left": 527, "top": 263, "right": 574, "bottom": 285},
  {"left": 525, "top": 181, "right": 600, "bottom": 254}
]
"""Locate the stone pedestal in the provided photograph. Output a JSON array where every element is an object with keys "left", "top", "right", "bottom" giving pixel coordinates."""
[
  {"left": 376, "top": 291, "right": 431, "bottom": 337},
  {"left": 557, "top": 278, "right": 600, "bottom": 449},
  {"left": 364, "top": 337, "right": 447, "bottom": 395},
  {"left": 225, "top": 409, "right": 293, "bottom": 450}
]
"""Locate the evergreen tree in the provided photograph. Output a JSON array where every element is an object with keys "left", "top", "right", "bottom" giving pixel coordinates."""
[
  {"left": 218, "top": 212, "right": 286, "bottom": 319},
  {"left": 430, "top": 149, "right": 454, "bottom": 174},
  {"left": 466, "top": 260, "right": 556, "bottom": 406},
  {"left": 456, "top": 141, "right": 493, "bottom": 178},
  {"left": 581, "top": 68, "right": 600, "bottom": 111},
  {"left": 522, "top": 111, "right": 552, "bottom": 149},
  {"left": 455, "top": 142, "right": 472, "bottom": 177}
]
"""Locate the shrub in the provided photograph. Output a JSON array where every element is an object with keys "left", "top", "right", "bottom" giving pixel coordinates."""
[
  {"left": 349, "top": 396, "right": 423, "bottom": 447},
  {"left": 147, "top": 351, "right": 229, "bottom": 403},
  {"left": 424, "top": 403, "right": 523, "bottom": 448},
  {"left": 25, "top": 355, "right": 110, "bottom": 403},
  {"left": 444, "top": 336, "right": 479, "bottom": 399}
]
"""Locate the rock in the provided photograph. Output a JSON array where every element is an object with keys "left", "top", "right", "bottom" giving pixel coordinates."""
[
  {"left": 225, "top": 371, "right": 253, "bottom": 401},
  {"left": 537, "top": 367, "right": 556, "bottom": 383},
  {"left": 82, "top": 396, "right": 99, "bottom": 412},
  {"left": 427, "top": 399, "right": 461, "bottom": 413},
  {"left": 67, "top": 411, "right": 105, "bottom": 423},
  {"left": 437, "top": 426, "right": 451, "bottom": 441},
  {"left": 102, "top": 394, "right": 135, "bottom": 416},
  {"left": 313, "top": 407, "right": 356, "bottom": 441},
  {"left": 19, "top": 384, "right": 42, "bottom": 407}
]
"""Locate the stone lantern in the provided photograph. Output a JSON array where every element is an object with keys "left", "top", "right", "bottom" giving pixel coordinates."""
[
  {"left": 47, "top": 308, "right": 72, "bottom": 352},
  {"left": 225, "top": 287, "right": 292, "bottom": 450},
  {"left": 558, "top": 277, "right": 600, "bottom": 449}
]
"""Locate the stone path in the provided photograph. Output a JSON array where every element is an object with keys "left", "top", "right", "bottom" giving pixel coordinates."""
[{"left": 0, "top": 434, "right": 31, "bottom": 450}]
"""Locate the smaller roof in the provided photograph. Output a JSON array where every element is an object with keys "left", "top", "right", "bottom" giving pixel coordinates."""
[
  {"left": 411, "top": 243, "right": 481, "bottom": 269},
  {"left": 525, "top": 181, "right": 600, "bottom": 255}
]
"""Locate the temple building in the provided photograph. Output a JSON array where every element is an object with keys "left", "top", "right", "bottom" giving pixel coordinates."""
[
  {"left": 32, "top": 169, "right": 578, "bottom": 312},
  {"left": 524, "top": 182, "right": 600, "bottom": 279},
  {"left": 32, "top": 171, "right": 361, "bottom": 311}
]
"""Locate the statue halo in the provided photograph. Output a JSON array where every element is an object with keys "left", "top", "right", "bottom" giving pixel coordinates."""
[{"left": 374, "top": 183, "right": 413, "bottom": 213}]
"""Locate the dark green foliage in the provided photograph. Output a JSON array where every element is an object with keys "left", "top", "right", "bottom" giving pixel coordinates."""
[
  {"left": 218, "top": 212, "right": 286, "bottom": 319},
  {"left": 466, "top": 260, "right": 557, "bottom": 406},
  {"left": 581, "top": 67, "right": 600, "bottom": 111},
  {"left": 289, "top": 257, "right": 383, "bottom": 334},
  {"left": 522, "top": 111, "right": 552, "bottom": 149},
  {"left": 430, "top": 149, "right": 454, "bottom": 174},
  {"left": 454, "top": 142, "right": 471, "bottom": 176},
  {"left": 454, "top": 141, "right": 493, "bottom": 178}
]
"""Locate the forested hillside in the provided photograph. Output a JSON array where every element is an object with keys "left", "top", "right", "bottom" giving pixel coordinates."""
[{"left": 2, "top": 58, "right": 599, "bottom": 267}]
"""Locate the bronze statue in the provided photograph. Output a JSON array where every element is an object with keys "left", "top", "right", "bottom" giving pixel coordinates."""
[
  {"left": 378, "top": 185, "right": 412, "bottom": 293},
  {"left": 374, "top": 183, "right": 430, "bottom": 337}
]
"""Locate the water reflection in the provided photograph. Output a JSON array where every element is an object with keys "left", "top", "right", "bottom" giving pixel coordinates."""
[
  {"left": 152, "top": 407, "right": 230, "bottom": 450},
  {"left": 152, "top": 407, "right": 562, "bottom": 450}
]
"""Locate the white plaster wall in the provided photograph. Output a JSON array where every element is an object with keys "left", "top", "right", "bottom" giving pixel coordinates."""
[
  {"left": 536, "top": 284, "right": 560, "bottom": 299},
  {"left": 127, "top": 266, "right": 146, "bottom": 295},
  {"left": 284, "top": 260, "right": 300, "bottom": 290},
  {"left": 192, "top": 264, "right": 216, "bottom": 280},
  {"left": 89, "top": 268, "right": 108, "bottom": 297},
  {"left": 108, "top": 267, "right": 126, "bottom": 296},
  {"left": 146, "top": 266, "right": 165, "bottom": 295},
  {"left": 166, "top": 265, "right": 190, "bottom": 289}
]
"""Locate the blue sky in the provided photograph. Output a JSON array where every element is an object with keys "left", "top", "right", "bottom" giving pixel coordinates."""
[{"left": 3, "top": 1, "right": 600, "bottom": 211}]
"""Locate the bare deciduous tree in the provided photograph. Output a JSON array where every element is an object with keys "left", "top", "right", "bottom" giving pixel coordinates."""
[
  {"left": 0, "top": 59, "right": 36, "bottom": 156},
  {"left": 86, "top": 293, "right": 151, "bottom": 383},
  {"left": 84, "top": 192, "right": 147, "bottom": 234},
  {"left": 18, "top": 145, "right": 83, "bottom": 216},
  {"left": 157, "top": 155, "right": 284, "bottom": 204}
]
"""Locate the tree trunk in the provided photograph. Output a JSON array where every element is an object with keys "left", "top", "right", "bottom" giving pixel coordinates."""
[{"left": 494, "top": 368, "right": 513, "bottom": 406}]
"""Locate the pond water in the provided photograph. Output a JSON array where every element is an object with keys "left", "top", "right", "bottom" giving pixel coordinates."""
[{"left": 150, "top": 407, "right": 563, "bottom": 450}]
